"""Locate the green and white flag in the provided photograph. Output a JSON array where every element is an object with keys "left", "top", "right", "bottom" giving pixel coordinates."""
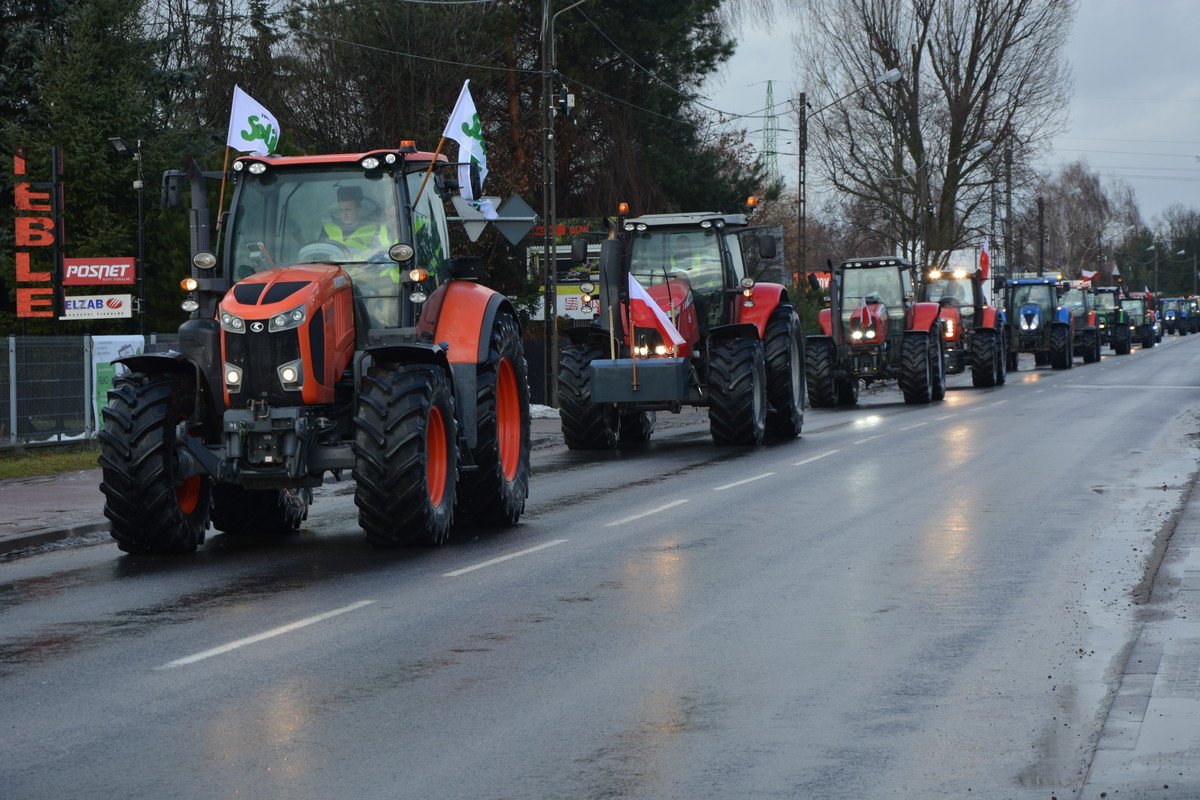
[
  {"left": 227, "top": 84, "right": 279, "bottom": 156},
  {"left": 442, "top": 79, "right": 492, "bottom": 215}
]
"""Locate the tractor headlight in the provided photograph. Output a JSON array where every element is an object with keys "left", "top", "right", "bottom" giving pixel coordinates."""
[
  {"left": 944, "top": 319, "right": 955, "bottom": 338},
  {"left": 851, "top": 329, "right": 864, "bottom": 341},
  {"left": 225, "top": 363, "right": 243, "bottom": 393},
  {"left": 269, "top": 305, "right": 306, "bottom": 332},
  {"left": 192, "top": 251, "right": 217, "bottom": 271},
  {"left": 180, "top": 299, "right": 199, "bottom": 312},
  {"left": 865, "top": 329, "right": 876, "bottom": 339},
  {"left": 247, "top": 162, "right": 267, "bottom": 175},
  {"left": 361, "top": 156, "right": 381, "bottom": 170},
  {"left": 277, "top": 359, "right": 303, "bottom": 390},
  {"left": 220, "top": 311, "right": 246, "bottom": 334}
]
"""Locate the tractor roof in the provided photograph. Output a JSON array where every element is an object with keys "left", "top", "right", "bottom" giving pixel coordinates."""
[
  {"left": 235, "top": 148, "right": 448, "bottom": 170},
  {"left": 1006, "top": 277, "right": 1060, "bottom": 286},
  {"left": 625, "top": 212, "right": 749, "bottom": 229},
  {"left": 838, "top": 256, "right": 913, "bottom": 270}
]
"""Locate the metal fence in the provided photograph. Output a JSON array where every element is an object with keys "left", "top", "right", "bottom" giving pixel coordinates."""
[{"left": 2, "top": 334, "right": 176, "bottom": 451}]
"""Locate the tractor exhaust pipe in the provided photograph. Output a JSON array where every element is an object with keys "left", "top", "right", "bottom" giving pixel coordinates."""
[{"left": 186, "top": 158, "right": 211, "bottom": 261}]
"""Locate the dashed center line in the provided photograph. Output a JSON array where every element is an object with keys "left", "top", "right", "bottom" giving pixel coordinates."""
[
  {"left": 714, "top": 472, "right": 775, "bottom": 491},
  {"left": 605, "top": 498, "right": 690, "bottom": 527},
  {"left": 443, "top": 539, "right": 568, "bottom": 577},
  {"left": 157, "top": 600, "right": 376, "bottom": 670},
  {"left": 794, "top": 449, "right": 839, "bottom": 467},
  {"left": 935, "top": 413, "right": 955, "bottom": 421},
  {"left": 853, "top": 434, "right": 886, "bottom": 444},
  {"left": 898, "top": 421, "right": 930, "bottom": 432},
  {"left": 987, "top": 399, "right": 1009, "bottom": 407}
]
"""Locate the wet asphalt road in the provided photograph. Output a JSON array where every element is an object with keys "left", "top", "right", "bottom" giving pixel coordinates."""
[{"left": 4, "top": 336, "right": 1200, "bottom": 799}]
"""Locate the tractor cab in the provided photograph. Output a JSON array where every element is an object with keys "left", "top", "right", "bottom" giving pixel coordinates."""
[
  {"left": 1003, "top": 277, "right": 1074, "bottom": 370},
  {"left": 1089, "top": 286, "right": 1133, "bottom": 352},
  {"left": 917, "top": 266, "right": 1006, "bottom": 381},
  {"left": 831, "top": 257, "right": 917, "bottom": 346}
]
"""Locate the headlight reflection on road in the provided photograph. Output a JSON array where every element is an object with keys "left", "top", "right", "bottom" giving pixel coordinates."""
[
  {"left": 206, "top": 682, "right": 312, "bottom": 782},
  {"left": 853, "top": 414, "right": 884, "bottom": 430},
  {"left": 918, "top": 504, "right": 977, "bottom": 589},
  {"left": 623, "top": 541, "right": 686, "bottom": 617}
]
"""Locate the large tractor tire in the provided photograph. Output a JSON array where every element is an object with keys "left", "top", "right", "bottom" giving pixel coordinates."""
[
  {"left": 618, "top": 410, "right": 655, "bottom": 443},
  {"left": 211, "top": 485, "right": 307, "bottom": 539},
  {"left": 353, "top": 363, "right": 457, "bottom": 547},
  {"left": 455, "top": 311, "right": 531, "bottom": 527},
  {"left": 930, "top": 331, "right": 947, "bottom": 401},
  {"left": 1143, "top": 329, "right": 1156, "bottom": 349},
  {"left": 899, "top": 332, "right": 933, "bottom": 404},
  {"left": 1034, "top": 351, "right": 1051, "bottom": 366},
  {"left": 1050, "top": 325, "right": 1073, "bottom": 369},
  {"left": 708, "top": 337, "right": 767, "bottom": 446},
  {"left": 1080, "top": 330, "right": 1100, "bottom": 364},
  {"left": 558, "top": 344, "right": 618, "bottom": 450},
  {"left": 806, "top": 337, "right": 857, "bottom": 407},
  {"left": 764, "top": 305, "right": 804, "bottom": 438},
  {"left": 1112, "top": 325, "right": 1132, "bottom": 355},
  {"left": 99, "top": 374, "right": 210, "bottom": 554},
  {"left": 836, "top": 377, "right": 861, "bottom": 405},
  {"left": 1006, "top": 349, "right": 1019, "bottom": 373},
  {"left": 970, "top": 328, "right": 1000, "bottom": 387}
]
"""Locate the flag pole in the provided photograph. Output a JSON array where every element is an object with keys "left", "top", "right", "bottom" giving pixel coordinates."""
[
  {"left": 215, "top": 146, "right": 232, "bottom": 233},
  {"left": 413, "top": 136, "right": 448, "bottom": 206}
]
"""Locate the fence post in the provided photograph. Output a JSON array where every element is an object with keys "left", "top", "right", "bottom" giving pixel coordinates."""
[
  {"left": 83, "top": 335, "right": 93, "bottom": 438},
  {"left": 7, "top": 336, "right": 16, "bottom": 447}
]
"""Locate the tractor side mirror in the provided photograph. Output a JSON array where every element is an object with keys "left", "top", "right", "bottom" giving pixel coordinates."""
[
  {"left": 757, "top": 234, "right": 777, "bottom": 260},
  {"left": 822, "top": 297, "right": 832, "bottom": 308},
  {"left": 161, "top": 169, "right": 184, "bottom": 209},
  {"left": 447, "top": 256, "right": 483, "bottom": 281},
  {"left": 571, "top": 237, "right": 588, "bottom": 265}
]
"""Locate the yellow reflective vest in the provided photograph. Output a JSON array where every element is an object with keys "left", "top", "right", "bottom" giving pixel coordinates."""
[{"left": 323, "top": 222, "right": 389, "bottom": 254}]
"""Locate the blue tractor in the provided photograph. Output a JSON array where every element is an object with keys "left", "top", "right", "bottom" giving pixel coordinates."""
[
  {"left": 1161, "top": 297, "right": 1187, "bottom": 335},
  {"left": 1003, "top": 277, "right": 1074, "bottom": 371}
]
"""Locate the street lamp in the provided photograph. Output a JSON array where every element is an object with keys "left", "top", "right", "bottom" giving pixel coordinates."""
[
  {"left": 540, "top": 0, "right": 593, "bottom": 407},
  {"left": 1175, "top": 249, "right": 1198, "bottom": 295},
  {"left": 1146, "top": 244, "right": 1158, "bottom": 294},
  {"left": 796, "top": 67, "right": 902, "bottom": 277},
  {"left": 109, "top": 136, "right": 145, "bottom": 337}
]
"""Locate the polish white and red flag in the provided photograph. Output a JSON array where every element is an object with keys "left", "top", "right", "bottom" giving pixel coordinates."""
[
  {"left": 1080, "top": 269, "right": 1099, "bottom": 284},
  {"left": 627, "top": 273, "right": 686, "bottom": 346},
  {"left": 980, "top": 237, "right": 990, "bottom": 280}
]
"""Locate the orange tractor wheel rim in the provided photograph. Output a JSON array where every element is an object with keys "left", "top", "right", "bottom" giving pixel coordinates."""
[
  {"left": 426, "top": 405, "right": 448, "bottom": 507},
  {"left": 496, "top": 357, "right": 521, "bottom": 481},
  {"left": 176, "top": 476, "right": 202, "bottom": 515}
]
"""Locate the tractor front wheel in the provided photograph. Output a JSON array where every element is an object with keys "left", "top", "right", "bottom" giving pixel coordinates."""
[
  {"left": 708, "top": 338, "right": 767, "bottom": 446},
  {"left": 99, "top": 374, "right": 210, "bottom": 554},
  {"left": 558, "top": 344, "right": 619, "bottom": 450},
  {"left": 353, "top": 363, "right": 457, "bottom": 546},
  {"left": 1050, "top": 326, "right": 1073, "bottom": 369},
  {"left": 211, "top": 485, "right": 308, "bottom": 539},
  {"left": 899, "top": 332, "right": 933, "bottom": 404},
  {"left": 970, "top": 328, "right": 999, "bottom": 387},
  {"left": 1113, "top": 325, "right": 1132, "bottom": 355},
  {"left": 456, "top": 310, "right": 531, "bottom": 527},
  {"left": 764, "top": 305, "right": 804, "bottom": 438},
  {"left": 930, "top": 330, "right": 947, "bottom": 401},
  {"left": 805, "top": 337, "right": 838, "bottom": 408},
  {"left": 1081, "top": 330, "right": 1100, "bottom": 364}
]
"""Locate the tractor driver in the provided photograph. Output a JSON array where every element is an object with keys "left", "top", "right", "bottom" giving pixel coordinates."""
[{"left": 320, "top": 186, "right": 390, "bottom": 255}]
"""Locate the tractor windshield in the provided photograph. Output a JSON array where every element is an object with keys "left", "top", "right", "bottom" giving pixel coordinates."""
[
  {"left": 1091, "top": 292, "right": 1117, "bottom": 310},
  {"left": 630, "top": 228, "right": 725, "bottom": 329},
  {"left": 841, "top": 266, "right": 903, "bottom": 309},
  {"left": 1124, "top": 298, "right": 1146, "bottom": 315},
  {"left": 924, "top": 277, "right": 973, "bottom": 307},
  {"left": 1008, "top": 284, "right": 1054, "bottom": 316},
  {"left": 1162, "top": 299, "right": 1181, "bottom": 312},
  {"left": 1061, "top": 288, "right": 1087, "bottom": 313}
]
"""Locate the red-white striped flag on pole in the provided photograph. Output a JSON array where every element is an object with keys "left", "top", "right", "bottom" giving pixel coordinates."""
[
  {"left": 627, "top": 273, "right": 686, "bottom": 346},
  {"left": 1081, "top": 269, "right": 1099, "bottom": 284},
  {"left": 980, "top": 237, "right": 990, "bottom": 280}
]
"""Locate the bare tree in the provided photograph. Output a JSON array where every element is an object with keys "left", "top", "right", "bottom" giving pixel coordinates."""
[{"left": 797, "top": 0, "right": 1076, "bottom": 267}]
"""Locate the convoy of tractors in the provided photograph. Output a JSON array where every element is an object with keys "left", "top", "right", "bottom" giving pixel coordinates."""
[{"left": 96, "top": 140, "right": 1179, "bottom": 554}]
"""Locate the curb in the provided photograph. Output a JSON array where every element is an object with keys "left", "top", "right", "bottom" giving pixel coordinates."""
[{"left": 0, "top": 520, "right": 110, "bottom": 558}]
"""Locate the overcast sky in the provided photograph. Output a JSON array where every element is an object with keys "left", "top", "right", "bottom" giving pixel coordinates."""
[{"left": 702, "top": 0, "right": 1200, "bottom": 225}]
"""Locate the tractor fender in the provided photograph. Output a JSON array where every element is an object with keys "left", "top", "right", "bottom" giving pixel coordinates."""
[
  {"left": 736, "top": 283, "right": 788, "bottom": 338},
  {"left": 1054, "top": 306, "right": 1073, "bottom": 326},
  {"left": 908, "top": 301, "right": 942, "bottom": 333},
  {"left": 112, "top": 351, "right": 222, "bottom": 438},
  {"left": 977, "top": 306, "right": 999, "bottom": 329},
  {"left": 817, "top": 307, "right": 833, "bottom": 336},
  {"left": 708, "top": 322, "right": 761, "bottom": 343},
  {"left": 421, "top": 280, "right": 520, "bottom": 365}
]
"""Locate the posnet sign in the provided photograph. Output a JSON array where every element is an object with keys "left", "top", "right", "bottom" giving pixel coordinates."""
[{"left": 63, "top": 258, "right": 135, "bottom": 286}]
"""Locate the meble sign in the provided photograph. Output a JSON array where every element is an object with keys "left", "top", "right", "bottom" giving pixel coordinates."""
[{"left": 60, "top": 294, "right": 132, "bottom": 320}]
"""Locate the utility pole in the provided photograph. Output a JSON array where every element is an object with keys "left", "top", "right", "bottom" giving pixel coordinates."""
[
  {"left": 1004, "top": 139, "right": 1013, "bottom": 276},
  {"left": 1036, "top": 196, "right": 1044, "bottom": 276},
  {"left": 796, "top": 92, "right": 807, "bottom": 275},
  {"left": 135, "top": 139, "right": 146, "bottom": 338}
]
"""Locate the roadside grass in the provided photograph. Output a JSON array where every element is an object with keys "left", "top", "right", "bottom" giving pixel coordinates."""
[{"left": 0, "top": 444, "right": 101, "bottom": 481}]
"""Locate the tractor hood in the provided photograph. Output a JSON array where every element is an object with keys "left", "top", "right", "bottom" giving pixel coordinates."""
[
  {"left": 847, "top": 301, "right": 888, "bottom": 344},
  {"left": 1018, "top": 303, "right": 1041, "bottom": 330},
  {"left": 221, "top": 264, "right": 351, "bottom": 321}
]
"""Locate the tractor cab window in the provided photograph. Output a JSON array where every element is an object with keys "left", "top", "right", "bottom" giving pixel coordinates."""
[
  {"left": 1061, "top": 287, "right": 1088, "bottom": 314},
  {"left": 403, "top": 171, "right": 450, "bottom": 278},
  {"left": 1009, "top": 284, "right": 1054, "bottom": 316},
  {"left": 842, "top": 266, "right": 905, "bottom": 335},
  {"left": 925, "top": 277, "right": 974, "bottom": 306},
  {"left": 1124, "top": 298, "right": 1146, "bottom": 315},
  {"left": 630, "top": 228, "right": 725, "bottom": 327},
  {"left": 1162, "top": 299, "right": 1181, "bottom": 312},
  {"left": 1091, "top": 292, "right": 1117, "bottom": 310}
]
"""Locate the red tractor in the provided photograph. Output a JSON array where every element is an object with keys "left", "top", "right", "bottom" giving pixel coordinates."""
[
  {"left": 917, "top": 266, "right": 1007, "bottom": 386},
  {"left": 557, "top": 204, "right": 804, "bottom": 447},
  {"left": 98, "top": 143, "right": 531, "bottom": 552},
  {"left": 807, "top": 256, "right": 946, "bottom": 405}
]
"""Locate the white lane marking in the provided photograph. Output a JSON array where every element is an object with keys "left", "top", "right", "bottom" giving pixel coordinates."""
[
  {"left": 935, "top": 413, "right": 955, "bottom": 420},
  {"left": 853, "top": 434, "right": 886, "bottom": 444},
  {"left": 1060, "top": 384, "right": 1199, "bottom": 390},
  {"left": 987, "top": 399, "right": 1009, "bottom": 408},
  {"left": 1034, "top": 389, "right": 1044, "bottom": 394},
  {"left": 443, "top": 539, "right": 568, "bottom": 577},
  {"left": 605, "top": 499, "right": 690, "bottom": 527},
  {"left": 898, "top": 421, "right": 929, "bottom": 431},
  {"left": 794, "top": 449, "right": 839, "bottom": 467},
  {"left": 157, "top": 600, "right": 376, "bottom": 670},
  {"left": 714, "top": 472, "right": 775, "bottom": 491}
]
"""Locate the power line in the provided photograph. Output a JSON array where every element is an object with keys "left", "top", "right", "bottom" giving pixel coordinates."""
[
  {"left": 1054, "top": 147, "right": 1200, "bottom": 158},
  {"left": 1060, "top": 135, "right": 1200, "bottom": 146}
]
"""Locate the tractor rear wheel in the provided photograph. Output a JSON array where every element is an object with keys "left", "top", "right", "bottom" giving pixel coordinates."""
[
  {"left": 900, "top": 332, "right": 933, "bottom": 404},
  {"left": 970, "top": 329, "right": 999, "bottom": 387},
  {"left": 99, "top": 374, "right": 211, "bottom": 554},
  {"left": 764, "top": 305, "right": 804, "bottom": 438},
  {"left": 708, "top": 338, "right": 767, "bottom": 446},
  {"left": 618, "top": 410, "right": 655, "bottom": 443},
  {"left": 1050, "top": 326, "right": 1073, "bottom": 369},
  {"left": 1143, "top": 330, "right": 1155, "bottom": 349},
  {"left": 1006, "top": 350, "right": 1019, "bottom": 373},
  {"left": 354, "top": 363, "right": 457, "bottom": 546},
  {"left": 930, "top": 331, "right": 947, "bottom": 401},
  {"left": 1081, "top": 330, "right": 1100, "bottom": 364},
  {"left": 1113, "top": 325, "right": 1132, "bottom": 355},
  {"left": 211, "top": 485, "right": 307, "bottom": 539},
  {"left": 455, "top": 311, "right": 531, "bottom": 526},
  {"left": 558, "top": 344, "right": 618, "bottom": 450},
  {"left": 805, "top": 337, "right": 838, "bottom": 408}
]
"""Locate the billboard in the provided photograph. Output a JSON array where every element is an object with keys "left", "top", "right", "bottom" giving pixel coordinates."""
[
  {"left": 63, "top": 258, "right": 136, "bottom": 285},
  {"left": 60, "top": 294, "right": 132, "bottom": 320}
]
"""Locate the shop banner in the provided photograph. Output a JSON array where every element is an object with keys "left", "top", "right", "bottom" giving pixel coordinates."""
[{"left": 92, "top": 335, "right": 144, "bottom": 431}]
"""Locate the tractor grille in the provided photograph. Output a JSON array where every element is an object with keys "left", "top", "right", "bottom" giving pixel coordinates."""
[{"left": 224, "top": 327, "right": 302, "bottom": 406}]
